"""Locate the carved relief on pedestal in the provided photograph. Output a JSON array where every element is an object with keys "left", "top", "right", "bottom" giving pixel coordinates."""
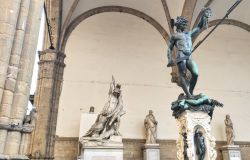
[{"left": 176, "top": 111, "right": 217, "bottom": 160}]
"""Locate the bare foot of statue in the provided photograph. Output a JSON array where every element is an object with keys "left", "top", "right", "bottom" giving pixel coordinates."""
[{"left": 186, "top": 94, "right": 195, "bottom": 99}]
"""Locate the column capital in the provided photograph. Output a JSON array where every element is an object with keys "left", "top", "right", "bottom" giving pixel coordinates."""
[{"left": 38, "top": 49, "right": 65, "bottom": 66}]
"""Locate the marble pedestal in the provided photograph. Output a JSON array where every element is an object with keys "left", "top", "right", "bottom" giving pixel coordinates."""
[
  {"left": 143, "top": 144, "right": 160, "bottom": 160},
  {"left": 0, "top": 154, "right": 29, "bottom": 160},
  {"left": 78, "top": 146, "right": 123, "bottom": 160},
  {"left": 176, "top": 111, "right": 217, "bottom": 160},
  {"left": 78, "top": 113, "right": 124, "bottom": 160},
  {"left": 220, "top": 145, "right": 241, "bottom": 160},
  {"left": 79, "top": 135, "right": 124, "bottom": 160}
]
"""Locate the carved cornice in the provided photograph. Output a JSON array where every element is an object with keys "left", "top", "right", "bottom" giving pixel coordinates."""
[
  {"left": 38, "top": 50, "right": 66, "bottom": 68},
  {"left": 0, "top": 123, "right": 34, "bottom": 133}
]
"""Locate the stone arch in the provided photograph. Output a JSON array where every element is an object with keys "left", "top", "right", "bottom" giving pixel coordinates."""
[
  {"left": 57, "top": 11, "right": 169, "bottom": 137},
  {"left": 193, "top": 19, "right": 250, "bottom": 43},
  {"left": 60, "top": 6, "right": 169, "bottom": 51}
]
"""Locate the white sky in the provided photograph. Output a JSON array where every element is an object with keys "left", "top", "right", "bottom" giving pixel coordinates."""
[
  {"left": 30, "top": 10, "right": 45, "bottom": 94},
  {"left": 28, "top": 10, "right": 45, "bottom": 112}
]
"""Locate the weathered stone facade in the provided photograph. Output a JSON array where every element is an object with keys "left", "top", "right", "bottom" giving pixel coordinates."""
[
  {"left": 0, "top": 0, "right": 44, "bottom": 159},
  {"left": 29, "top": 49, "right": 65, "bottom": 159}
]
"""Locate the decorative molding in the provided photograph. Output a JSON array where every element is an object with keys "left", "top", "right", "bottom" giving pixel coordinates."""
[
  {"left": 54, "top": 137, "right": 250, "bottom": 146},
  {"left": 176, "top": 111, "right": 217, "bottom": 160},
  {"left": 55, "top": 136, "right": 79, "bottom": 142},
  {"left": 60, "top": 6, "right": 169, "bottom": 51},
  {"left": 0, "top": 123, "right": 34, "bottom": 133}
]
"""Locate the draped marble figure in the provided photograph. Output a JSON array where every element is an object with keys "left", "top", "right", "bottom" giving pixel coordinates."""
[
  {"left": 225, "top": 114, "right": 235, "bottom": 145},
  {"left": 144, "top": 110, "right": 158, "bottom": 144}
]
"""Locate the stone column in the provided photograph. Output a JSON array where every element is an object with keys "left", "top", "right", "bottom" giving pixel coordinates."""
[
  {"left": 0, "top": 0, "right": 31, "bottom": 156},
  {"left": 44, "top": 0, "right": 62, "bottom": 49},
  {"left": 29, "top": 49, "right": 65, "bottom": 159},
  {"left": 3, "top": 0, "right": 44, "bottom": 157},
  {"left": 0, "top": 0, "right": 22, "bottom": 154},
  {"left": 19, "top": 133, "right": 31, "bottom": 156},
  {"left": 3, "top": 0, "right": 31, "bottom": 123},
  {"left": 19, "top": 123, "right": 35, "bottom": 156},
  {"left": 0, "top": 0, "right": 22, "bottom": 104}
]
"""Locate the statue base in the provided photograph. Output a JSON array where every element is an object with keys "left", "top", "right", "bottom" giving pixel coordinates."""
[
  {"left": 78, "top": 146, "right": 123, "bottom": 160},
  {"left": 79, "top": 136, "right": 124, "bottom": 160},
  {"left": 143, "top": 143, "right": 160, "bottom": 160},
  {"left": 0, "top": 154, "right": 29, "bottom": 160},
  {"left": 220, "top": 145, "right": 241, "bottom": 160},
  {"left": 176, "top": 110, "right": 217, "bottom": 160}
]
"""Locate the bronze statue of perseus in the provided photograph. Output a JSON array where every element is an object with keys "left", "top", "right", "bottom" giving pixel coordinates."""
[{"left": 167, "top": 7, "right": 212, "bottom": 99}]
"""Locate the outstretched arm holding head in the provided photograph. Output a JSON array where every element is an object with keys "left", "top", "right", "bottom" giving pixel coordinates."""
[{"left": 191, "top": 7, "right": 212, "bottom": 38}]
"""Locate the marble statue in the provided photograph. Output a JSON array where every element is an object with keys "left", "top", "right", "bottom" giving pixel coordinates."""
[
  {"left": 167, "top": 7, "right": 212, "bottom": 99},
  {"left": 144, "top": 110, "right": 158, "bottom": 144},
  {"left": 89, "top": 106, "right": 95, "bottom": 113},
  {"left": 81, "top": 77, "right": 125, "bottom": 141},
  {"left": 194, "top": 128, "right": 206, "bottom": 160},
  {"left": 225, "top": 114, "right": 235, "bottom": 145},
  {"left": 22, "top": 107, "right": 37, "bottom": 132},
  {"left": 23, "top": 107, "right": 37, "bottom": 125}
]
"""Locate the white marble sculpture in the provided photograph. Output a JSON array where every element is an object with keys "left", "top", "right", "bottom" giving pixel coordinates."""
[
  {"left": 220, "top": 115, "right": 241, "bottom": 160},
  {"left": 143, "top": 110, "right": 160, "bottom": 160},
  {"left": 144, "top": 110, "right": 158, "bottom": 144},
  {"left": 79, "top": 77, "right": 125, "bottom": 145},
  {"left": 225, "top": 114, "right": 235, "bottom": 145}
]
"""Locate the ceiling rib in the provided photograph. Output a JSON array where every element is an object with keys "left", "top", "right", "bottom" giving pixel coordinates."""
[
  {"left": 193, "top": 18, "right": 250, "bottom": 43},
  {"left": 181, "top": 0, "right": 198, "bottom": 30},
  {"left": 62, "top": 0, "right": 80, "bottom": 34},
  {"left": 209, "top": 19, "right": 250, "bottom": 32},
  {"left": 161, "top": 0, "right": 174, "bottom": 34}
]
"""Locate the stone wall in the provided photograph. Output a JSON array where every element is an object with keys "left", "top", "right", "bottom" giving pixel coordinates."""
[
  {"left": 54, "top": 137, "right": 250, "bottom": 160},
  {"left": 54, "top": 137, "right": 79, "bottom": 160}
]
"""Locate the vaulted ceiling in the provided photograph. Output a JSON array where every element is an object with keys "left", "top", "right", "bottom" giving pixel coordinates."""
[{"left": 60, "top": 0, "right": 250, "bottom": 49}]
